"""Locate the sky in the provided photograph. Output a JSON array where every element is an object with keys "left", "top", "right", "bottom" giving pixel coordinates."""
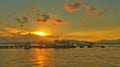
[{"left": 0, "top": 0, "right": 120, "bottom": 41}]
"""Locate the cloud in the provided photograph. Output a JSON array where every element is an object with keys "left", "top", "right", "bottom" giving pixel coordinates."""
[
  {"left": 14, "top": 9, "right": 66, "bottom": 27},
  {"left": 65, "top": 1, "right": 82, "bottom": 12},
  {"left": 34, "top": 12, "right": 66, "bottom": 26},
  {"left": 84, "top": 5, "right": 103, "bottom": 17},
  {"left": 0, "top": 26, "right": 28, "bottom": 37},
  {"left": 94, "top": 11, "right": 103, "bottom": 17},
  {"left": 16, "top": 16, "right": 28, "bottom": 23},
  {"left": 51, "top": 19, "right": 67, "bottom": 26},
  {"left": 34, "top": 13, "right": 50, "bottom": 23},
  {"left": 39, "top": 14, "right": 50, "bottom": 23},
  {"left": 65, "top": 0, "right": 104, "bottom": 17},
  {"left": 85, "top": 5, "right": 95, "bottom": 14},
  {"left": 16, "top": 16, "right": 28, "bottom": 27}
]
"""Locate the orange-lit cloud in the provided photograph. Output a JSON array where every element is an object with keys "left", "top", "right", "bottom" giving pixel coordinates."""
[
  {"left": 85, "top": 5, "right": 95, "bottom": 14},
  {"left": 15, "top": 10, "right": 66, "bottom": 27},
  {"left": 94, "top": 11, "right": 103, "bottom": 17},
  {"left": 65, "top": 1, "right": 82, "bottom": 12},
  {"left": 0, "top": 26, "right": 28, "bottom": 37},
  {"left": 84, "top": 4, "right": 103, "bottom": 17},
  {"left": 34, "top": 13, "right": 50, "bottom": 23},
  {"left": 33, "top": 12, "right": 66, "bottom": 26},
  {"left": 65, "top": 0, "right": 104, "bottom": 17}
]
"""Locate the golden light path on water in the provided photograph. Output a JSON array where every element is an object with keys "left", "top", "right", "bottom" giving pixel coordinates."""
[
  {"left": 30, "top": 48, "right": 58, "bottom": 67},
  {"left": 31, "top": 49, "right": 48, "bottom": 67}
]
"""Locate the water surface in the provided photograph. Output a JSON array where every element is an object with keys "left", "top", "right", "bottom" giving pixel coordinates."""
[{"left": 0, "top": 45, "right": 120, "bottom": 67}]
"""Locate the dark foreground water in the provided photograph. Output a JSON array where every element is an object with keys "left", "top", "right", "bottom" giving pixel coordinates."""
[{"left": 0, "top": 45, "right": 120, "bottom": 67}]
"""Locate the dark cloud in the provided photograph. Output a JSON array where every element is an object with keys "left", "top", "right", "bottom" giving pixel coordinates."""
[
  {"left": 84, "top": 5, "right": 103, "bottom": 17},
  {"left": 65, "top": 0, "right": 104, "bottom": 17},
  {"left": 65, "top": 1, "right": 82, "bottom": 12},
  {"left": 16, "top": 16, "right": 28, "bottom": 23},
  {"left": 56, "top": 19, "right": 63, "bottom": 22},
  {"left": 20, "top": 25, "right": 24, "bottom": 27},
  {"left": 52, "top": 19, "right": 66, "bottom": 26},
  {"left": 34, "top": 13, "right": 50, "bottom": 23},
  {"left": 40, "top": 14, "right": 50, "bottom": 23},
  {"left": 15, "top": 7, "right": 66, "bottom": 27},
  {"left": 34, "top": 12, "right": 66, "bottom": 26},
  {"left": 16, "top": 16, "right": 28, "bottom": 27}
]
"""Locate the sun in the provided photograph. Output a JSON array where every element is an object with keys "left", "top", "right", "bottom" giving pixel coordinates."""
[
  {"left": 37, "top": 32, "right": 46, "bottom": 36},
  {"left": 32, "top": 32, "right": 48, "bottom": 36}
]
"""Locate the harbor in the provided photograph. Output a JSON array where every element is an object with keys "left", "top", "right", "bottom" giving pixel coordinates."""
[
  {"left": 0, "top": 45, "right": 106, "bottom": 49},
  {"left": 0, "top": 40, "right": 106, "bottom": 49}
]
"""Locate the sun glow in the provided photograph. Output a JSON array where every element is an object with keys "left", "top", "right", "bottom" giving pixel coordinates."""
[{"left": 32, "top": 32, "right": 48, "bottom": 36}]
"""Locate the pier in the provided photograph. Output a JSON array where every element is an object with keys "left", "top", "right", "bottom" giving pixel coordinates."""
[
  {"left": 0, "top": 45, "right": 107, "bottom": 49},
  {"left": 0, "top": 41, "right": 109, "bottom": 49},
  {"left": 0, "top": 45, "right": 76, "bottom": 49}
]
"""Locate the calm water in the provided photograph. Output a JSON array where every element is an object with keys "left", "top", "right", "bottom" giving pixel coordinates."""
[{"left": 0, "top": 45, "right": 120, "bottom": 67}]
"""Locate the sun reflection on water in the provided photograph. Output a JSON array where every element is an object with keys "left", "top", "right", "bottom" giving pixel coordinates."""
[{"left": 31, "top": 49, "right": 49, "bottom": 67}]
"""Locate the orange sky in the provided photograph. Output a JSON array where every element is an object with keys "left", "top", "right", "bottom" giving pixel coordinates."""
[{"left": 0, "top": 0, "right": 120, "bottom": 41}]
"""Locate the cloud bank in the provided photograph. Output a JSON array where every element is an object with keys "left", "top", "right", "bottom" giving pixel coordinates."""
[{"left": 65, "top": 0, "right": 103, "bottom": 17}]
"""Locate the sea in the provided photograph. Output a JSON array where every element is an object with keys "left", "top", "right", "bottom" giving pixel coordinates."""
[{"left": 0, "top": 44, "right": 120, "bottom": 67}]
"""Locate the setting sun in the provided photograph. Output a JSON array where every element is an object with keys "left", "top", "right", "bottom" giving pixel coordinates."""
[
  {"left": 37, "top": 32, "right": 46, "bottom": 36},
  {"left": 32, "top": 32, "right": 48, "bottom": 36}
]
